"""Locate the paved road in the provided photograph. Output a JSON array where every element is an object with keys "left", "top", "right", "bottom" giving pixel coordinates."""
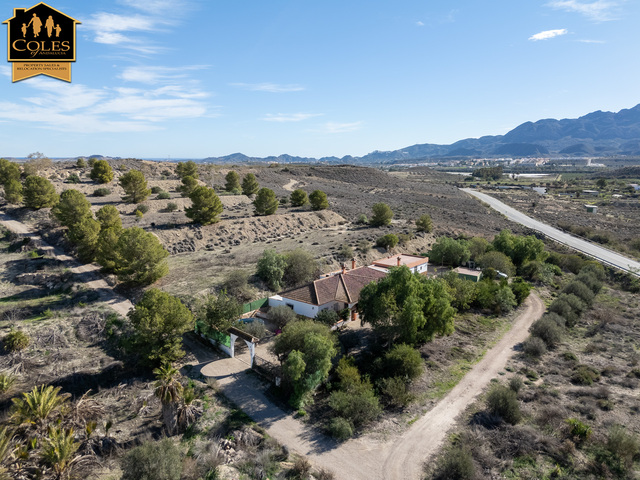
[{"left": 461, "top": 188, "right": 640, "bottom": 277}]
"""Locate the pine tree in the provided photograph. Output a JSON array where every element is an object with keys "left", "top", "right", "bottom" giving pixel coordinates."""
[
  {"left": 241, "top": 173, "right": 259, "bottom": 196},
  {"left": 253, "top": 188, "right": 278, "bottom": 215},
  {"left": 119, "top": 169, "right": 151, "bottom": 203},
  {"left": 185, "top": 186, "right": 223, "bottom": 225}
]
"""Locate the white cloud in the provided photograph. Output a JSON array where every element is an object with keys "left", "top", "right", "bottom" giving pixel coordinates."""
[
  {"left": 320, "top": 121, "right": 362, "bottom": 134},
  {"left": 577, "top": 39, "right": 606, "bottom": 43},
  {"left": 0, "top": 74, "right": 211, "bottom": 133},
  {"left": 529, "top": 29, "right": 568, "bottom": 41},
  {"left": 230, "top": 83, "right": 305, "bottom": 93},
  {"left": 416, "top": 21, "right": 425, "bottom": 27},
  {"left": 119, "top": 0, "right": 178, "bottom": 14},
  {"left": 263, "top": 113, "right": 321, "bottom": 122},
  {"left": 119, "top": 65, "right": 209, "bottom": 84},
  {"left": 546, "top": 1, "right": 620, "bottom": 21}
]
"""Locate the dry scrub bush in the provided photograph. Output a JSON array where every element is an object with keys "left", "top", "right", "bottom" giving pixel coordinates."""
[
  {"left": 430, "top": 444, "right": 476, "bottom": 480},
  {"left": 3, "top": 329, "right": 29, "bottom": 352},
  {"left": 523, "top": 336, "right": 547, "bottom": 358},
  {"left": 486, "top": 385, "right": 521, "bottom": 425},
  {"left": 530, "top": 314, "right": 564, "bottom": 349}
]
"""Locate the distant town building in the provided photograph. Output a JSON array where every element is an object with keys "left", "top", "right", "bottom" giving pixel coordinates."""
[{"left": 585, "top": 205, "right": 598, "bottom": 214}]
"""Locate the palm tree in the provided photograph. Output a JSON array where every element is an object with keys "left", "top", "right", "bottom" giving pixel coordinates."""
[
  {"left": 175, "top": 387, "right": 202, "bottom": 432},
  {"left": 10, "top": 385, "right": 70, "bottom": 429},
  {"left": 40, "top": 426, "right": 80, "bottom": 480},
  {"left": 153, "top": 364, "right": 183, "bottom": 435}
]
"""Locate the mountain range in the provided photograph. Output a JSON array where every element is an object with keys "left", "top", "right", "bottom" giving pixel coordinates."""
[{"left": 201, "top": 103, "right": 640, "bottom": 164}]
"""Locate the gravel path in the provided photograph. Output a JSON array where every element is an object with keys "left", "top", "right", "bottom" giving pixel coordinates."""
[
  {"left": 196, "top": 294, "right": 545, "bottom": 480},
  {"left": 0, "top": 211, "right": 133, "bottom": 317},
  {"left": 282, "top": 179, "right": 298, "bottom": 191}
]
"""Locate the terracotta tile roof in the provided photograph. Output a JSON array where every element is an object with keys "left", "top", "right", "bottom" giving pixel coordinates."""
[{"left": 279, "top": 266, "right": 386, "bottom": 306}]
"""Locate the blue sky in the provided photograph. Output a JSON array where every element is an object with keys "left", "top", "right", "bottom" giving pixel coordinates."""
[{"left": 1, "top": 0, "right": 639, "bottom": 158}]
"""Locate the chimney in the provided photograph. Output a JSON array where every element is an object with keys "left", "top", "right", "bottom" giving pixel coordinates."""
[
  {"left": 351, "top": 258, "right": 356, "bottom": 270},
  {"left": 397, "top": 256, "right": 402, "bottom": 266},
  {"left": 341, "top": 263, "right": 346, "bottom": 274}
]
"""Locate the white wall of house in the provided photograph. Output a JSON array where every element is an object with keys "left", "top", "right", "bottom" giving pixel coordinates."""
[
  {"left": 412, "top": 263, "right": 429, "bottom": 274},
  {"left": 268, "top": 295, "right": 319, "bottom": 318}
]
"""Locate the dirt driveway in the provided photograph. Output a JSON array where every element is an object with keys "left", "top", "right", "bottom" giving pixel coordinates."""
[{"left": 195, "top": 293, "right": 545, "bottom": 479}]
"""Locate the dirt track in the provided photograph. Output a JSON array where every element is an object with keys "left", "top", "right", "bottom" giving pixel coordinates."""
[
  {"left": 197, "top": 293, "right": 545, "bottom": 480},
  {"left": 0, "top": 210, "right": 133, "bottom": 317}
]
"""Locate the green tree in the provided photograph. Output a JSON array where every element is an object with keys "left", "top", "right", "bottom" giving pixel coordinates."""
[
  {"left": 129, "top": 289, "right": 194, "bottom": 365},
  {"left": 270, "top": 320, "right": 337, "bottom": 407},
  {"left": 23, "top": 176, "right": 58, "bottom": 209},
  {"left": 290, "top": 189, "right": 308, "bottom": 207},
  {"left": 113, "top": 227, "right": 169, "bottom": 285},
  {"left": 67, "top": 217, "right": 101, "bottom": 261},
  {"left": 225, "top": 170, "right": 240, "bottom": 192},
  {"left": 0, "top": 159, "right": 21, "bottom": 185},
  {"left": 76, "top": 158, "right": 86, "bottom": 168},
  {"left": 494, "top": 285, "right": 517, "bottom": 314},
  {"left": 442, "top": 270, "right": 478, "bottom": 311},
  {"left": 596, "top": 178, "right": 607, "bottom": 189},
  {"left": 328, "top": 358, "right": 381, "bottom": 428},
  {"left": 430, "top": 237, "right": 470, "bottom": 266},
  {"left": 175, "top": 160, "right": 198, "bottom": 180},
  {"left": 376, "top": 233, "right": 399, "bottom": 250},
  {"left": 415, "top": 214, "right": 433, "bottom": 233},
  {"left": 492, "top": 230, "right": 546, "bottom": 267},
  {"left": 284, "top": 249, "right": 318, "bottom": 287},
  {"left": 94, "top": 205, "right": 123, "bottom": 271},
  {"left": 3, "top": 179, "right": 23, "bottom": 204},
  {"left": 119, "top": 169, "right": 151, "bottom": 203},
  {"left": 241, "top": 173, "right": 259, "bottom": 196},
  {"left": 177, "top": 175, "right": 198, "bottom": 197},
  {"left": 96, "top": 205, "right": 122, "bottom": 230},
  {"left": 52, "top": 189, "right": 92, "bottom": 228},
  {"left": 309, "top": 190, "right": 329, "bottom": 211},
  {"left": 370, "top": 203, "right": 393, "bottom": 227},
  {"left": 256, "top": 249, "right": 287, "bottom": 290},
  {"left": 185, "top": 186, "right": 223, "bottom": 225},
  {"left": 472, "top": 166, "right": 503, "bottom": 180},
  {"left": 121, "top": 438, "right": 183, "bottom": 480},
  {"left": 478, "top": 251, "right": 515, "bottom": 277},
  {"left": 510, "top": 277, "right": 531, "bottom": 306},
  {"left": 253, "top": 187, "right": 278, "bottom": 215},
  {"left": 89, "top": 159, "right": 113, "bottom": 184},
  {"left": 358, "top": 266, "right": 455, "bottom": 344},
  {"left": 469, "top": 236, "right": 490, "bottom": 260},
  {"left": 201, "top": 290, "right": 242, "bottom": 333}
]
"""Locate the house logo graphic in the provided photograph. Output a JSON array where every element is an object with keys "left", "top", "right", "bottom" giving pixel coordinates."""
[{"left": 3, "top": 2, "right": 80, "bottom": 82}]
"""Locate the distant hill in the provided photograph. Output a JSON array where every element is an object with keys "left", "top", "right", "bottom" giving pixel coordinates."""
[{"left": 196, "top": 104, "right": 640, "bottom": 164}]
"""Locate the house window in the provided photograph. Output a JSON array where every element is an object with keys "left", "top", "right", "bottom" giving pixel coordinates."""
[{"left": 286, "top": 303, "right": 294, "bottom": 310}]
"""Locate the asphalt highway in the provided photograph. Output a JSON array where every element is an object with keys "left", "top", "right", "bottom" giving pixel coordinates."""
[{"left": 461, "top": 188, "right": 640, "bottom": 277}]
